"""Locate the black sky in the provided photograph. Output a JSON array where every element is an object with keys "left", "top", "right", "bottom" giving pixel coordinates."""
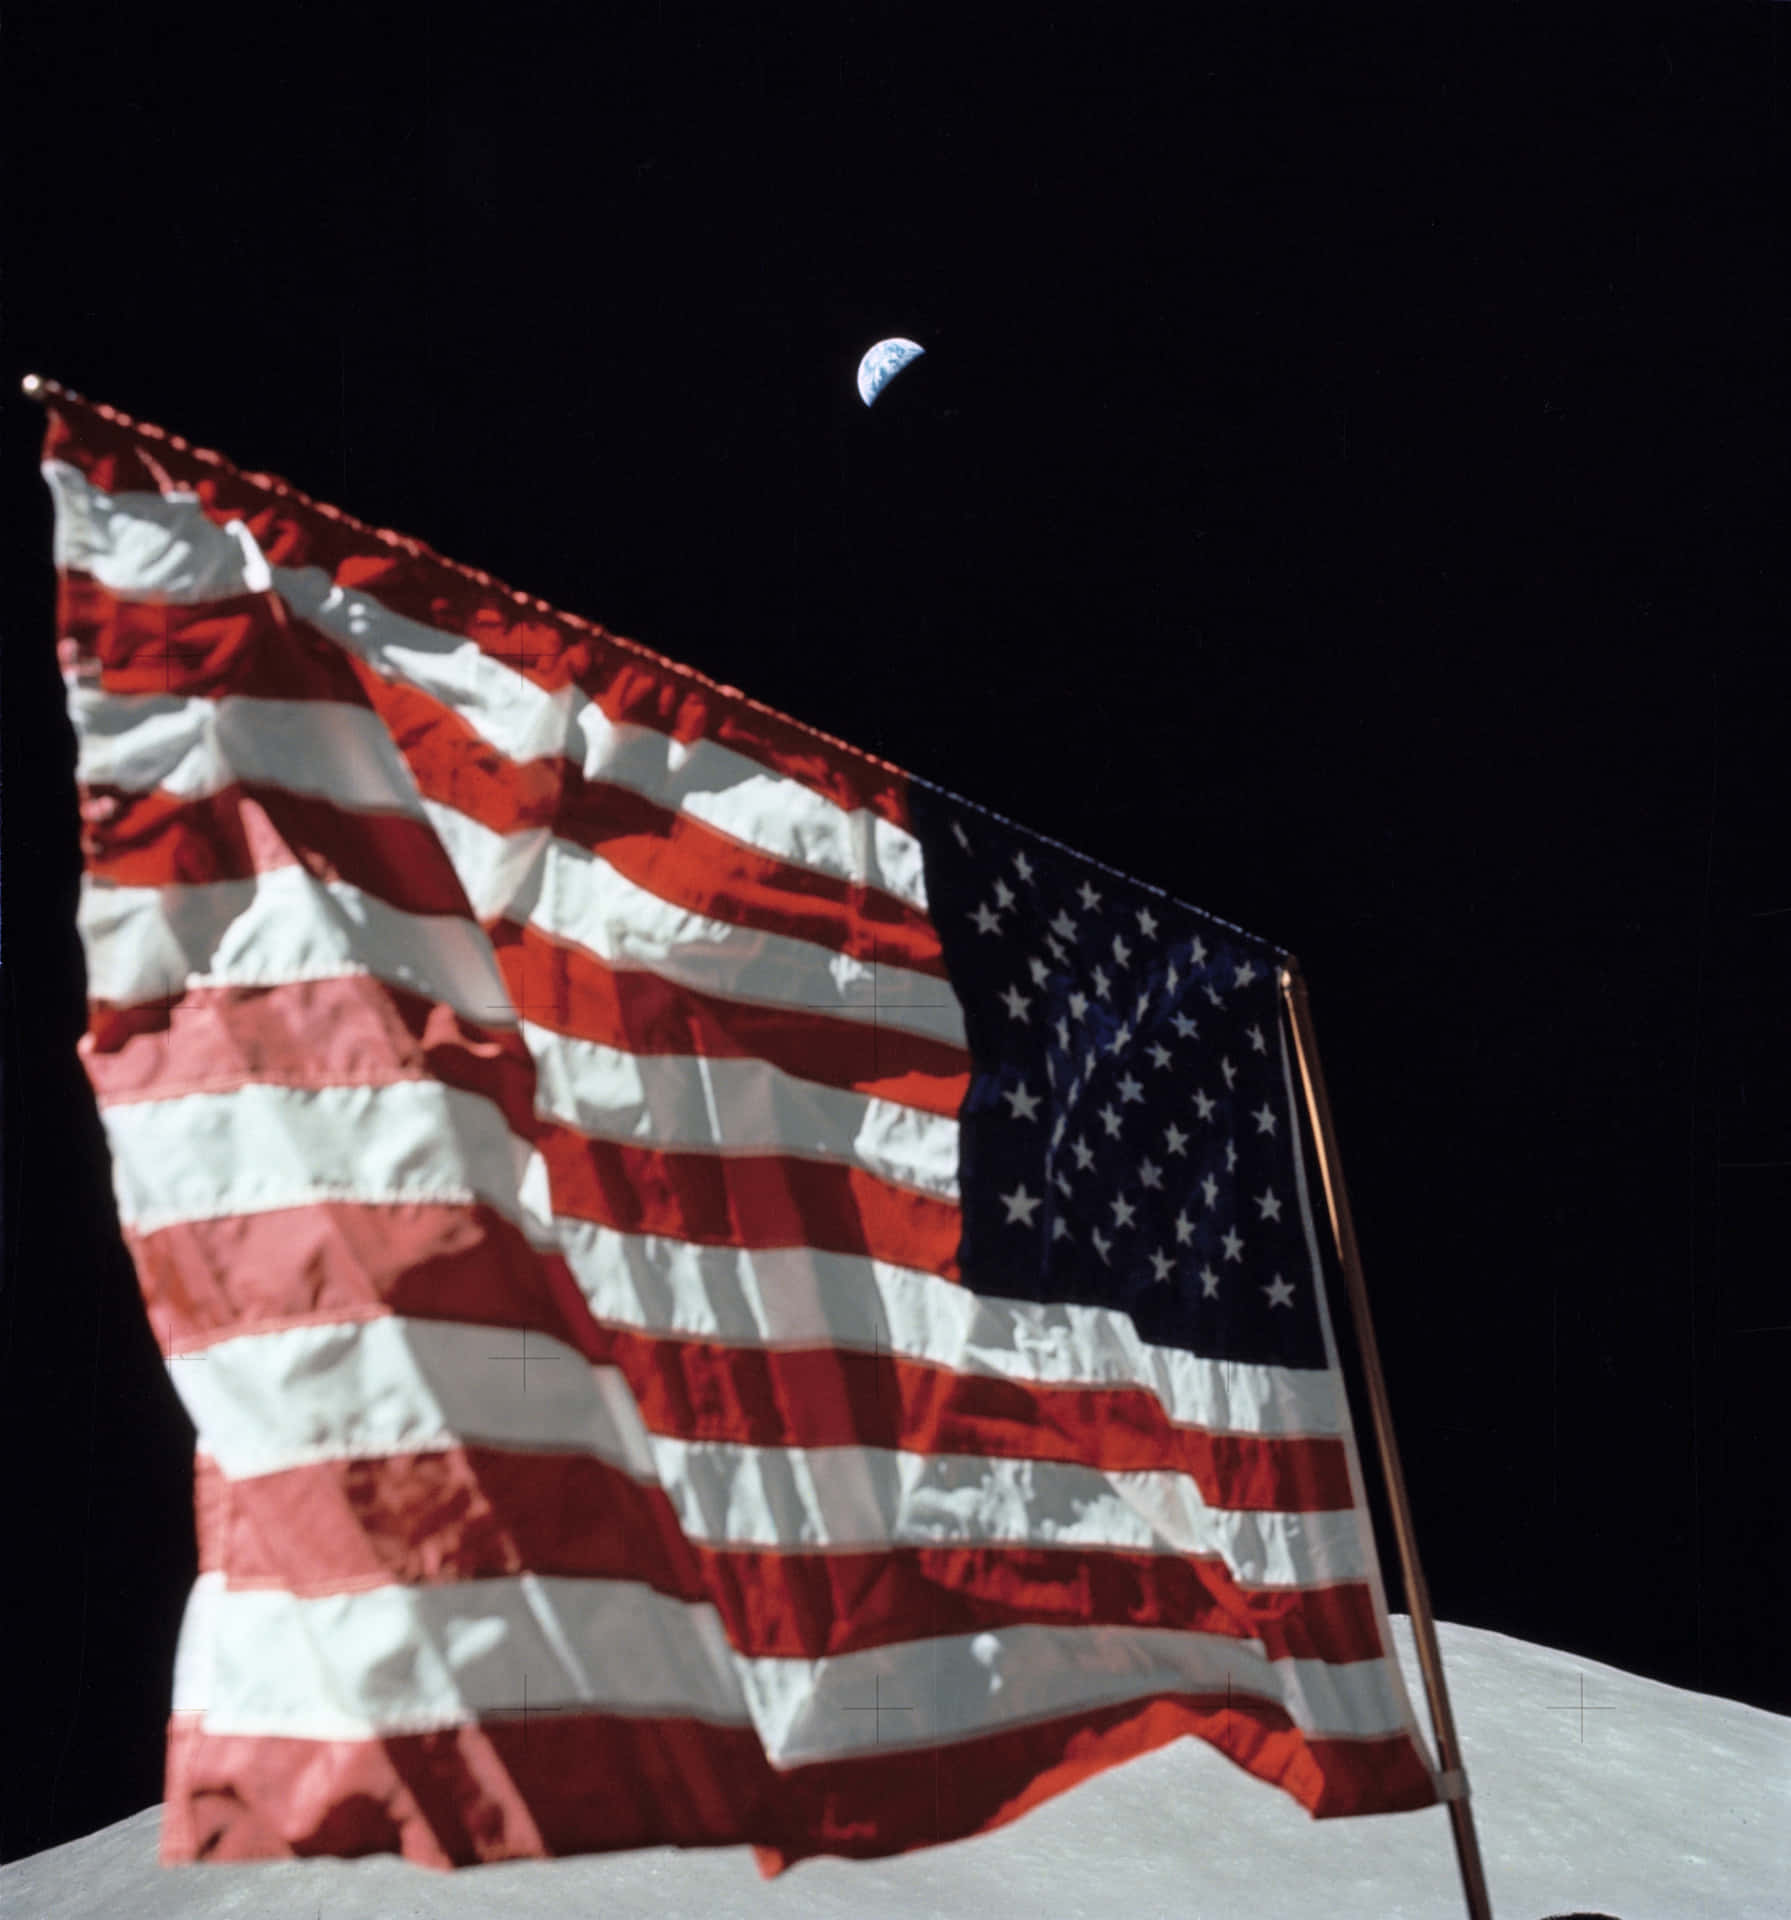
[{"left": 3, "top": 4, "right": 1787, "bottom": 1865}]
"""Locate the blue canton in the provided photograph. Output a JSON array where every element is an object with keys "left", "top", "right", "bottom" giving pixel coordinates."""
[{"left": 907, "top": 782, "right": 1327, "bottom": 1371}]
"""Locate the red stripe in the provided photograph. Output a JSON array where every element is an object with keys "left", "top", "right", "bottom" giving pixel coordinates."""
[
  {"left": 392, "top": 708, "right": 945, "bottom": 977},
  {"left": 192, "top": 1447, "right": 1383, "bottom": 1667},
  {"left": 46, "top": 395, "right": 919, "bottom": 830},
  {"left": 493, "top": 920, "right": 970, "bottom": 1113},
  {"left": 160, "top": 1689, "right": 1436, "bottom": 1871},
  {"left": 583, "top": 1316, "right": 1352, "bottom": 1507},
  {"left": 62, "top": 572, "right": 946, "bottom": 976},
  {"left": 127, "top": 1185, "right": 1343, "bottom": 1510},
  {"left": 536, "top": 1121, "right": 963, "bottom": 1277},
  {"left": 59, "top": 574, "right": 373, "bottom": 707},
  {"left": 123, "top": 1201, "right": 573, "bottom": 1352},
  {"left": 82, "top": 977, "right": 542, "bottom": 1139},
  {"left": 80, "top": 781, "right": 470, "bottom": 918}
]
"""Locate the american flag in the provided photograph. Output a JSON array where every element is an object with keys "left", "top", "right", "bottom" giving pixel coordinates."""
[{"left": 36, "top": 382, "right": 1444, "bottom": 1875}]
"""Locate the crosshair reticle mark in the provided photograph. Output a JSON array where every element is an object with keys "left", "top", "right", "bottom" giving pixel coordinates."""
[
  {"left": 487, "top": 1326, "right": 561, "bottom": 1396},
  {"left": 836, "top": 1671, "right": 917, "bottom": 1747},
  {"left": 150, "top": 1309, "right": 210, "bottom": 1370},
  {"left": 1531, "top": 1671, "right": 1618, "bottom": 1745},
  {"left": 499, "top": 1669, "right": 581, "bottom": 1752}
]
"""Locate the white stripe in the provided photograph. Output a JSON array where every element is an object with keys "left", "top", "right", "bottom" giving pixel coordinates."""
[
  {"left": 48, "top": 461, "right": 929, "bottom": 911},
  {"left": 170, "top": 1568, "right": 1422, "bottom": 1759},
  {"left": 556, "top": 1224, "right": 1348, "bottom": 1440},
  {"left": 76, "top": 866, "right": 516, "bottom": 1028},
  {"left": 748, "top": 1612, "right": 1419, "bottom": 1765},
  {"left": 175, "top": 1316, "right": 1367, "bottom": 1584},
  {"left": 424, "top": 796, "right": 965, "bottom": 1048},
  {"left": 101, "top": 1081, "right": 544, "bottom": 1237},
  {"left": 524, "top": 1021, "right": 962, "bottom": 1201},
  {"left": 170, "top": 1568, "right": 752, "bottom": 1738},
  {"left": 178, "top": 1319, "right": 660, "bottom": 1482},
  {"left": 47, "top": 463, "right": 250, "bottom": 598},
  {"left": 69, "top": 687, "right": 428, "bottom": 815}
]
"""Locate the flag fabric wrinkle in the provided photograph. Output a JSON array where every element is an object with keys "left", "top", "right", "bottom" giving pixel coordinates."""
[{"left": 35, "top": 383, "right": 1445, "bottom": 1876}]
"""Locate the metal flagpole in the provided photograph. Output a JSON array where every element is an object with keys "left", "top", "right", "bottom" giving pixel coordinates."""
[{"left": 1278, "top": 958, "right": 1494, "bottom": 1920}]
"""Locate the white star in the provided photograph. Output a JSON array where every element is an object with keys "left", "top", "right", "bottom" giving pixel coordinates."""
[
  {"left": 1163, "top": 1121, "right": 1189, "bottom": 1156},
  {"left": 1193, "top": 1089, "right": 1216, "bottom": 1121},
  {"left": 1148, "top": 1042, "right": 1173, "bottom": 1070},
  {"left": 1003, "top": 1082, "right": 1042, "bottom": 1122},
  {"left": 1221, "top": 1056, "right": 1237, "bottom": 1088},
  {"left": 1248, "top": 1023, "right": 1267, "bottom": 1054},
  {"left": 1098, "top": 1103, "right": 1123, "bottom": 1138},
  {"left": 1137, "top": 1157, "right": 1163, "bottom": 1190},
  {"left": 1028, "top": 955, "right": 1051, "bottom": 986},
  {"left": 1078, "top": 880, "right": 1102, "bottom": 911},
  {"left": 993, "top": 877, "right": 1016, "bottom": 909},
  {"left": 1001, "top": 1184, "right": 1042, "bottom": 1226},
  {"left": 1090, "top": 1226, "right": 1112, "bottom": 1264},
  {"left": 1134, "top": 990, "right": 1151, "bottom": 1022},
  {"left": 1068, "top": 990, "right": 1089, "bottom": 1021},
  {"left": 1071, "top": 1136, "right": 1095, "bottom": 1170},
  {"left": 1090, "top": 965, "right": 1112, "bottom": 1000},
  {"left": 1046, "top": 934, "right": 1070, "bottom": 964},
  {"left": 1051, "top": 1113, "right": 1066, "bottom": 1146},
  {"left": 1189, "top": 938, "right": 1208, "bottom": 967},
  {"left": 1254, "top": 1189, "right": 1283, "bottom": 1221},
  {"left": 1225, "top": 1139, "right": 1238, "bottom": 1172},
  {"left": 1117, "top": 1072, "right": 1144, "bottom": 1104},
  {"left": 1235, "top": 960, "right": 1258, "bottom": 988},
  {"left": 1000, "top": 984, "right": 1031, "bottom": 1023},
  {"left": 1054, "top": 1017, "right": 1071, "bottom": 1050},
  {"left": 1137, "top": 906, "right": 1159, "bottom": 938},
  {"left": 972, "top": 902, "right": 1002, "bottom": 935},
  {"left": 1112, "top": 933, "right": 1131, "bottom": 968},
  {"left": 1105, "top": 1023, "right": 1132, "bottom": 1057},
  {"left": 1171, "top": 1012, "right": 1199, "bottom": 1039},
  {"left": 1083, "top": 1047, "right": 1098, "bottom": 1078},
  {"left": 1050, "top": 909, "right": 1078, "bottom": 940},
  {"left": 1200, "top": 1173, "right": 1219, "bottom": 1209},
  {"left": 1054, "top": 1169, "right": 1073, "bottom": 1198},
  {"left": 1252, "top": 1102, "right": 1278, "bottom": 1135},
  {"left": 1014, "top": 850, "right": 1035, "bottom": 883},
  {"left": 1221, "top": 1227, "right": 1244, "bottom": 1262},
  {"left": 1149, "top": 1247, "right": 1175, "bottom": 1282},
  {"left": 1264, "top": 1274, "right": 1296, "bottom": 1309},
  {"left": 1052, "top": 1215, "right": 1072, "bottom": 1241},
  {"left": 1199, "top": 1264, "right": 1221, "bottom": 1298},
  {"left": 1165, "top": 961, "right": 1180, "bottom": 993},
  {"left": 1111, "top": 1193, "right": 1137, "bottom": 1229},
  {"left": 951, "top": 821, "right": 972, "bottom": 851},
  {"left": 1204, "top": 983, "right": 1224, "bottom": 1007},
  {"left": 1172, "top": 1209, "right": 1196, "bottom": 1246}
]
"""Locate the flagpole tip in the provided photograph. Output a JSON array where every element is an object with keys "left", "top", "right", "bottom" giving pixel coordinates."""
[{"left": 21, "top": 373, "right": 42, "bottom": 396}]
